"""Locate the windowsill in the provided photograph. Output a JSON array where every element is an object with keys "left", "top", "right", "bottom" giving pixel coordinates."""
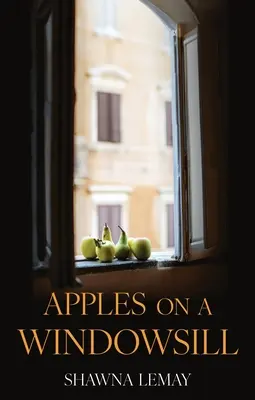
[
  {"left": 88, "top": 142, "right": 122, "bottom": 151},
  {"left": 32, "top": 252, "right": 180, "bottom": 277},
  {"left": 88, "top": 143, "right": 173, "bottom": 153},
  {"left": 93, "top": 28, "right": 123, "bottom": 41},
  {"left": 75, "top": 251, "right": 177, "bottom": 274},
  {"left": 33, "top": 249, "right": 224, "bottom": 279}
]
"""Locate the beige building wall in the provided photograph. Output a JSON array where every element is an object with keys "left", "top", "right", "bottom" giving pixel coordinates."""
[{"left": 74, "top": 0, "right": 174, "bottom": 254}]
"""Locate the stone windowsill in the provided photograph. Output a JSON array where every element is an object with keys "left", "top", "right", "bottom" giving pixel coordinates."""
[{"left": 33, "top": 252, "right": 180, "bottom": 277}]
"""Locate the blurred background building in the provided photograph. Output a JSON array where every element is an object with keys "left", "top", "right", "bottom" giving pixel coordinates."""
[{"left": 74, "top": 0, "right": 175, "bottom": 254}]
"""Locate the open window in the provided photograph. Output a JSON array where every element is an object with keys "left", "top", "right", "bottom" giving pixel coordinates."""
[
  {"left": 31, "top": 0, "right": 222, "bottom": 289},
  {"left": 179, "top": 26, "right": 219, "bottom": 261}
]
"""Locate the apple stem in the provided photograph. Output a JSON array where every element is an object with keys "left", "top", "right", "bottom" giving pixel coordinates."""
[{"left": 94, "top": 238, "right": 101, "bottom": 248}]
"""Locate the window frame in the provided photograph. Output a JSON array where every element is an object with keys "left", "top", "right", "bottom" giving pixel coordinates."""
[
  {"left": 32, "top": 0, "right": 77, "bottom": 288},
  {"left": 31, "top": 0, "right": 224, "bottom": 288},
  {"left": 180, "top": 26, "right": 218, "bottom": 261}
]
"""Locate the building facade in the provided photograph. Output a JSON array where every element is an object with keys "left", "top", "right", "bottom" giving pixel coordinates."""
[{"left": 74, "top": 0, "right": 175, "bottom": 253}]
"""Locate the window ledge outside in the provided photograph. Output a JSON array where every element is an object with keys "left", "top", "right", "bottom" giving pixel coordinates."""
[
  {"left": 93, "top": 27, "right": 123, "bottom": 41},
  {"left": 87, "top": 143, "right": 172, "bottom": 153}
]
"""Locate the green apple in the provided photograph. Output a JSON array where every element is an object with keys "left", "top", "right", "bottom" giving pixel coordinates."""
[
  {"left": 80, "top": 236, "right": 97, "bottom": 260},
  {"left": 94, "top": 239, "right": 116, "bottom": 263},
  {"left": 130, "top": 237, "right": 151, "bottom": 261}
]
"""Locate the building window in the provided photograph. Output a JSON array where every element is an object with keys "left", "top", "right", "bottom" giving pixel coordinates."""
[
  {"left": 165, "top": 100, "right": 173, "bottom": 146},
  {"left": 89, "top": 185, "right": 132, "bottom": 246},
  {"left": 94, "top": 0, "right": 120, "bottom": 39},
  {"left": 166, "top": 203, "right": 174, "bottom": 247},
  {"left": 97, "top": 204, "right": 122, "bottom": 243},
  {"left": 97, "top": 92, "right": 121, "bottom": 142},
  {"left": 88, "top": 64, "right": 131, "bottom": 146}
]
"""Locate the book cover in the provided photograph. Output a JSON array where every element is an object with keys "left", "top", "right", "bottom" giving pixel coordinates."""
[{"left": 7, "top": 0, "right": 240, "bottom": 397}]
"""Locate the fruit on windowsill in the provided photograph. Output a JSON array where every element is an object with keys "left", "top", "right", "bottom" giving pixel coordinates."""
[
  {"left": 80, "top": 236, "right": 97, "bottom": 260},
  {"left": 115, "top": 226, "right": 130, "bottom": 260},
  {"left": 102, "top": 223, "right": 114, "bottom": 243},
  {"left": 94, "top": 239, "right": 116, "bottom": 263},
  {"left": 130, "top": 237, "right": 151, "bottom": 261},
  {"left": 127, "top": 237, "right": 135, "bottom": 259}
]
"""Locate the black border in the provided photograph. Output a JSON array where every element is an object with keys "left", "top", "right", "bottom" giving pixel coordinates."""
[{"left": 2, "top": 0, "right": 244, "bottom": 396}]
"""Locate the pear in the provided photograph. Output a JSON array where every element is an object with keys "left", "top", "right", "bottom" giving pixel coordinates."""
[
  {"left": 80, "top": 236, "right": 97, "bottom": 260},
  {"left": 102, "top": 223, "right": 114, "bottom": 243},
  {"left": 94, "top": 239, "right": 115, "bottom": 263},
  {"left": 115, "top": 226, "right": 130, "bottom": 261},
  {"left": 127, "top": 237, "right": 135, "bottom": 259},
  {"left": 130, "top": 237, "right": 151, "bottom": 261}
]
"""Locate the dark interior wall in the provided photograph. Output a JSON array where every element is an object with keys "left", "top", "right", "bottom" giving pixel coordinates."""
[{"left": 34, "top": 262, "right": 228, "bottom": 300}]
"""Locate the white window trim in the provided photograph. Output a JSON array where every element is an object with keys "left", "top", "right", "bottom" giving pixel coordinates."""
[
  {"left": 158, "top": 186, "right": 174, "bottom": 251},
  {"left": 88, "top": 185, "right": 133, "bottom": 240},
  {"left": 87, "top": 65, "right": 131, "bottom": 148},
  {"left": 93, "top": 0, "right": 122, "bottom": 40},
  {"left": 157, "top": 80, "right": 172, "bottom": 149},
  {"left": 94, "top": 26, "right": 123, "bottom": 40}
]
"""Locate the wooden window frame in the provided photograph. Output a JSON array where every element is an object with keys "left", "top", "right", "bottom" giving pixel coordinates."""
[{"left": 32, "top": 0, "right": 76, "bottom": 288}]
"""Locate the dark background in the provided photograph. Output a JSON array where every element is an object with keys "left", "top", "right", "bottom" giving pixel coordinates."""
[{"left": 2, "top": 0, "right": 245, "bottom": 397}]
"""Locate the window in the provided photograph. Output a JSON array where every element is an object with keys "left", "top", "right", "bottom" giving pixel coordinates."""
[
  {"left": 165, "top": 100, "right": 173, "bottom": 146},
  {"left": 94, "top": 0, "right": 120, "bottom": 39},
  {"left": 97, "top": 205, "right": 122, "bottom": 243},
  {"left": 97, "top": 92, "right": 121, "bottom": 142},
  {"left": 83, "top": 186, "right": 131, "bottom": 254},
  {"left": 88, "top": 65, "right": 131, "bottom": 146},
  {"left": 30, "top": 0, "right": 223, "bottom": 289}
]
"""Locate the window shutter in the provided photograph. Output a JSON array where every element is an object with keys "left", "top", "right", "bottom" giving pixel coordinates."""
[
  {"left": 97, "top": 205, "right": 110, "bottom": 238},
  {"left": 97, "top": 205, "right": 122, "bottom": 243},
  {"left": 166, "top": 204, "right": 174, "bottom": 247},
  {"left": 110, "top": 93, "right": 121, "bottom": 142},
  {"left": 97, "top": 92, "right": 109, "bottom": 141},
  {"left": 109, "top": 205, "right": 122, "bottom": 243},
  {"left": 165, "top": 101, "right": 173, "bottom": 146}
]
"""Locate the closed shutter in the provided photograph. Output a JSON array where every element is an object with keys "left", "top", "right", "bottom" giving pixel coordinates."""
[
  {"left": 109, "top": 205, "right": 122, "bottom": 243},
  {"left": 97, "top": 92, "right": 109, "bottom": 141},
  {"left": 97, "top": 205, "right": 122, "bottom": 243},
  {"left": 97, "top": 205, "right": 109, "bottom": 239},
  {"left": 165, "top": 100, "right": 173, "bottom": 146},
  {"left": 110, "top": 93, "right": 121, "bottom": 142},
  {"left": 166, "top": 203, "right": 174, "bottom": 247}
]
